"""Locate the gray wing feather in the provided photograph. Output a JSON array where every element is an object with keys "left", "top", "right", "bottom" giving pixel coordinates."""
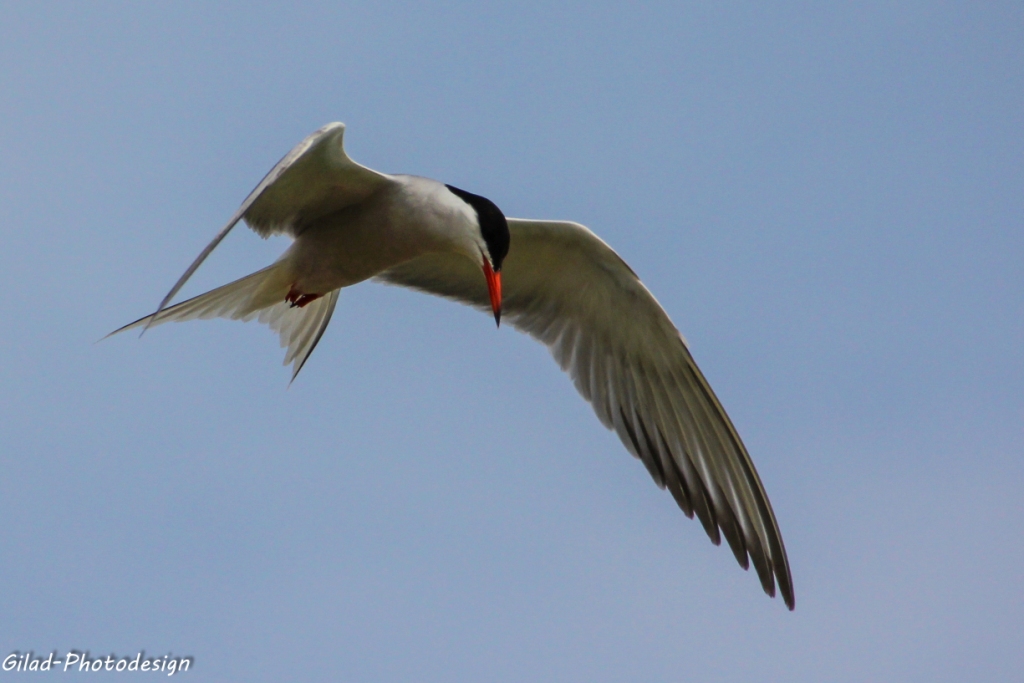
[{"left": 376, "top": 218, "right": 795, "bottom": 609}]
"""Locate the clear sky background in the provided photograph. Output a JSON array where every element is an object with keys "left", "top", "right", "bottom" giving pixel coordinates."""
[{"left": 1, "top": 2, "right": 1021, "bottom": 681}]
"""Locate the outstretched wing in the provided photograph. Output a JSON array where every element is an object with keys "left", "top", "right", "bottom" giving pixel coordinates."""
[
  {"left": 375, "top": 218, "right": 794, "bottom": 609},
  {"left": 149, "top": 123, "right": 393, "bottom": 327}
]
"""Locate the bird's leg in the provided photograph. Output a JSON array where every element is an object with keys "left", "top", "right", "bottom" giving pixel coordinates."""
[{"left": 286, "top": 286, "right": 321, "bottom": 308}]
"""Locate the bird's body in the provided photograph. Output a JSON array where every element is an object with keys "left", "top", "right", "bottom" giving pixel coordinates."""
[
  {"left": 113, "top": 123, "right": 795, "bottom": 610},
  {"left": 284, "top": 176, "right": 481, "bottom": 293}
]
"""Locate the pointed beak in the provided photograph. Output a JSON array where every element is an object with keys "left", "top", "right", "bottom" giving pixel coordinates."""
[{"left": 482, "top": 260, "right": 502, "bottom": 327}]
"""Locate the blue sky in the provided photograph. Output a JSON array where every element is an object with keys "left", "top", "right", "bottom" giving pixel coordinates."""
[{"left": 1, "top": 2, "right": 1021, "bottom": 681}]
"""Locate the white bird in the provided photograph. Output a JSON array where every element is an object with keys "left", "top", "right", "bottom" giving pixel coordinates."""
[{"left": 113, "top": 123, "right": 794, "bottom": 609}]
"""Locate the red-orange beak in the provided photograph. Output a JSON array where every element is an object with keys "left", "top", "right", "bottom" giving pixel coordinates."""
[{"left": 482, "top": 260, "right": 502, "bottom": 327}]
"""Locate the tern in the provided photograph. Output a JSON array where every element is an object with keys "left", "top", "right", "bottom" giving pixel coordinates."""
[{"left": 113, "top": 123, "right": 794, "bottom": 609}]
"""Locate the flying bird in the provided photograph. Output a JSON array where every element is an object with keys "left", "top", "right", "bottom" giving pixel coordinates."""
[{"left": 112, "top": 123, "right": 794, "bottom": 609}]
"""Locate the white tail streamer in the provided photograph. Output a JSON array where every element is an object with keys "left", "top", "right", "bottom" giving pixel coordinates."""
[{"left": 109, "top": 264, "right": 339, "bottom": 381}]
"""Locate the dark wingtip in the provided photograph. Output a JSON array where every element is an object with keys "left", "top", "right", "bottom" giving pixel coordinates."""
[{"left": 783, "top": 585, "right": 796, "bottom": 611}]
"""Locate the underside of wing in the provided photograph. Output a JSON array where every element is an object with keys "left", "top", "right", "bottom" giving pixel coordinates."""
[
  {"left": 242, "top": 122, "right": 393, "bottom": 238},
  {"left": 376, "top": 218, "right": 795, "bottom": 609}
]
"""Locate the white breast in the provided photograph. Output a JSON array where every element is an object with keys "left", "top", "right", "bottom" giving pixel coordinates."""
[{"left": 282, "top": 175, "right": 482, "bottom": 293}]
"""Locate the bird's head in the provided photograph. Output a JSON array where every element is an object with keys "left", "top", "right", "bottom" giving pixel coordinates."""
[{"left": 446, "top": 185, "right": 510, "bottom": 326}]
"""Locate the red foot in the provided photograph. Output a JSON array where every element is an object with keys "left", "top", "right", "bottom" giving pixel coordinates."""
[{"left": 286, "top": 286, "right": 322, "bottom": 308}]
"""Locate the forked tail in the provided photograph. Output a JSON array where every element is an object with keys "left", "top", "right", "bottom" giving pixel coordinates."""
[{"left": 108, "top": 263, "right": 339, "bottom": 381}]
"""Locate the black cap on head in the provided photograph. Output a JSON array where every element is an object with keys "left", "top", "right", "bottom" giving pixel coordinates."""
[{"left": 446, "top": 185, "right": 510, "bottom": 271}]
